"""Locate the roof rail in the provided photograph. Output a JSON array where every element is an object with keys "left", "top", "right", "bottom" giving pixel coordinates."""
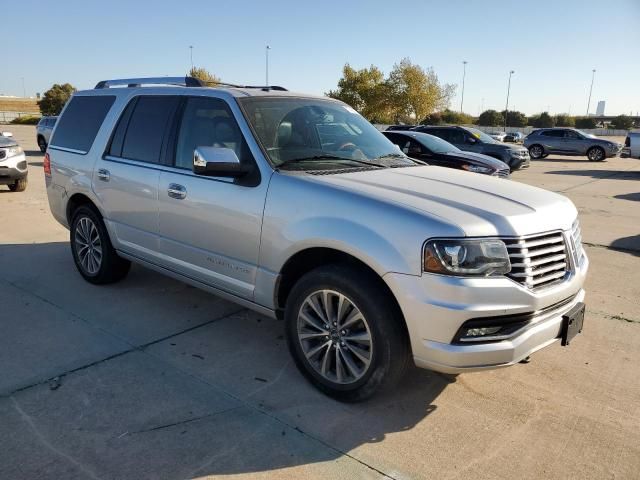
[
  {"left": 94, "top": 76, "right": 288, "bottom": 91},
  {"left": 94, "top": 76, "right": 204, "bottom": 89}
]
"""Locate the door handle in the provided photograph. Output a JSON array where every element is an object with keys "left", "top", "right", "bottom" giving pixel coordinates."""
[
  {"left": 97, "top": 168, "right": 110, "bottom": 181},
  {"left": 167, "top": 183, "right": 187, "bottom": 200}
]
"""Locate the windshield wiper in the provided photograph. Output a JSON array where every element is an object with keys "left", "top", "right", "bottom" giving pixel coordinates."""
[
  {"left": 277, "top": 155, "right": 385, "bottom": 170},
  {"left": 374, "top": 153, "right": 427, "bottom": 166}
]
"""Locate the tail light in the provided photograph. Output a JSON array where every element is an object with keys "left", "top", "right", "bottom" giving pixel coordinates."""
[{"left": 44, "top": 152, "right": 51, "bottom": 176}]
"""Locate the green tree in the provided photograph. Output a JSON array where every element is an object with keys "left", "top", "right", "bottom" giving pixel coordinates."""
[
  {"left": 500, "top": 110, "right": 527, "bottom": 127},
  {"left": 188, "top": 66, "right": 220, "bottom": 85},
  {"left": 426, "top": 109, "right": 474, "bottom": 125},
  {"left": 555, "top": 114, "right": 575, "bottom": 127},
  {"left": 530, "top": 112, "right": 555, "bottom": 128},
  {"left": 477, "top": 109, "right": 504, "bottom": 126},
  {"left": 387, "top": 58, "right": 455, "bottom": 124},
  {"left": 611, "top": 115, "right": 633, "bottom": 130},
  {"left": 327, "top": 64, "right": 393, "bottom": 123},
  {"left": 38, "top": 83, "right": 76, "bottom": 116},
  {"left": 575, "top": 117, "right": 597, "bottom": 129}
]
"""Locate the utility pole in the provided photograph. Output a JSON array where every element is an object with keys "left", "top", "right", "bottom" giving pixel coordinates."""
[
  {"left": 504, "top": 70, "right": 514, "bottom": 132},
  {"left": 265, "top": 45, "right": 271, "bottom": 86},
  {"left": 586, "top": 69, "right": 596, "bottom": 116},
  {"left": 460, "top": 61, "right": 467, "bottom": 113},
  {"left": 189, "top": 46, "right": 194, "bottom": 69}
]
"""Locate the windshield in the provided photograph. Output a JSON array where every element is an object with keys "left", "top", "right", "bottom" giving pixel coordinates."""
[
  {"left": 238, "top": 97, "right": 417, "bottom": 170},
  {"left": 418, "top": 133, "right": 460, "bottom": 153},
  {"left": 466, "top": 127, "right": 497, "bottom": 144},
  {"left": 575, "top": 129, "right": 595, "bottom": 138}
]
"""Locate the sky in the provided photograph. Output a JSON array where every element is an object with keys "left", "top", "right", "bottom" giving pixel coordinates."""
[{"left": 3, "top": 0, "right": 639, "bottom": 116}]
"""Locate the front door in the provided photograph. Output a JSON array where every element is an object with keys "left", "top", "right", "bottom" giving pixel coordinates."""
[{"left": 157, "top": 96, "right": 269, "bottom": 300}]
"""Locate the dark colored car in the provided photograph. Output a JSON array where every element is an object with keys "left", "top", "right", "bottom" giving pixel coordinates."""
[
  {"left": 523, "top": 128, "right": 622, "bottom": 161},
  {"left": 385, "top": 124, "right": 417, "bottom": 131},
  {"left": 382, "top": 130, "right": 510, "bottom": 178},
  {"left": 412, "top": 125, "right": 530, "bottom": 171}
]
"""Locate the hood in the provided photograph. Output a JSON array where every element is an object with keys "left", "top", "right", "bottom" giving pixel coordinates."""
[
  {"left": 443, "top": 151, "right": 509, "bottom": 170},
  {"left": 484, "top": 142, "right": 526, "bottom": 153},
  {"left": 304, "top": 166, "right": 577, "bottom": 237},
  {"left": 0, "top": 136, "right": 18, "bottom": 148}
]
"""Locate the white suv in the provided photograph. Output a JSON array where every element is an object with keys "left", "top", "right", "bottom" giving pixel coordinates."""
[{"left": 45, "top": 77, "right": 588, "bottom": 401}]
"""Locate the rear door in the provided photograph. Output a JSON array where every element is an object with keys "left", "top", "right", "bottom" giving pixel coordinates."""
[
  {"left": 157, "top": 95, "right": 268, "bottom": 300},
  {"left": 563, "top": 129, "right": 585, "bottom": 154},
  {"left": 94, "top": 95, "right": 180, "bottom": 262}
]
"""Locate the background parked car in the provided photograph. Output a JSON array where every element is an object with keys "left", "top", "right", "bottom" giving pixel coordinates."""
[
  {"left": 36, "top": 116, "right": 58, "bottom": 152},
  {"left": 524, "top": 128, "right": 622, "bottom": 161},
  {"left": 413, "top": 125, "right": 530, "bottom": 170},
  {"left": 382, "top": 130, "right": 510, "bottom": 177},
  {"left": 622, "top": 130, "right": 640, "bottom": 158},
  {"left": 488, "top": 131, "right": 507, "bottom": 142},
  {"left": 0, "top": 133, "right": 28, "bottom": 192},
  {"left": 385, "top": 124, "right": 417, "bottom": 131},
  {"left": 504, "top": 132, "right": 524, "bottom": 143}
]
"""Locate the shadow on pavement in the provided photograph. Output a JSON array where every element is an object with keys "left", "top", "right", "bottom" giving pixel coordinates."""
[
  {"left": 611, "top": 235, "right": 640, "bottom": 256},
  {"left": 545, "top": 169, "right": 640, "bottom": 180},
  {"left": 614, "top": 192, "right": 640, "bottom": 202},
  {"left": 0, "top": 241, "right": 449, "bottom": 478}
]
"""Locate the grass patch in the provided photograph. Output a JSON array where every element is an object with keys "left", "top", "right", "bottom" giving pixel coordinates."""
[
  {"left": 0, "top": 98, "right": 40, "bottom": 113},
  {"left": 10, "top": 116, "right": 40, "bottom": 125}
]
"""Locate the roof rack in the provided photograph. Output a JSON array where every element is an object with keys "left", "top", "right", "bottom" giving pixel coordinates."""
[{"left": 94, "top": 76, "right": 287, "bottom": 91}]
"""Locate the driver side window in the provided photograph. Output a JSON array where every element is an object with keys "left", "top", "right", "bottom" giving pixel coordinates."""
[{"left": 174, "top": 97, "right": 253, "bottom": 170}]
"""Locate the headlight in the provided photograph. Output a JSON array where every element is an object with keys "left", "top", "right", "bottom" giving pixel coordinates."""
[
  {"left": 423, "top": 239, "right": 511, "bottom": 276},
  {"left": 5, "top": 146, "right": 23, "bottom": 158},
  {"left": 461, "top": 164, "right": 492, "bottom": 174}
]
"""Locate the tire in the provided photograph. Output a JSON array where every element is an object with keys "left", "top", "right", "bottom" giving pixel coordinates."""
[
  {"left": 8, "top": 177, "right": 27, "bottom": 192},
  {"left": 528, "top": 144, "right": 544, "bottom": 159},
  {"left": 285, "top": 264, "right": 410, "bottom": 402},
  {"left": 37, "top": 136, "right": 47, "bottom": 153},
  {"left": 70, "top": 205, "right": 131, "bottom": 284},
  {"left": 587, "top": 146, "right": 605, "bottom": 162}
]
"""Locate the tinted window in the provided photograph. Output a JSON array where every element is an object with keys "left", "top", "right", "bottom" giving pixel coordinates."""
[
  {"left": 541, "top": 130, "right": 564, "bottom": 137},
  {"left": 564, "top": 130, "right": 581, "bottom": 139},
  {"left": 121, "top": 96, "right": 179, "bottom": 163},
  {"left": 448, "top": 129, "right": 466, "bottom": 144},
  {"left": 50, "top": 96, "right": 115, "bottom": 153},
  {"left": 175, "top": 97, "right": 254, "bottom": 170},
  {"left": 423, "top": 129, "right": 450, "bottom": 142}
]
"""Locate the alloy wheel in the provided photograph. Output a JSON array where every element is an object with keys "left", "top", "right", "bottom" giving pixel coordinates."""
[
  {"left": 588, "top": 148, "right": 604, "bottom": 161},
  {"left": 74, "top": 217, "right": 103, "bottom": 275},
  {"left": 530, "top": 145, "right": 543, "bottom": 159},
  {"left": 297, "top": 289, "right": 373, "bottom": 384}
]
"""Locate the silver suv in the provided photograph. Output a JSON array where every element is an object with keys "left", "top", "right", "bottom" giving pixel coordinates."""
[
  {"left": 45, "top": 77, "right": 589, "bottom": 401},
  {"left": 524, "top": 128, "right": 622, "bottom": 161},
  {"left": 36, "top": 116, "right": 58, "bottom": 152}
]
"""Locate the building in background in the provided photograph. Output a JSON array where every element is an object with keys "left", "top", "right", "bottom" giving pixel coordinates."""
[{"left": 596, "top": 100, "right": 606, "bottom": 116}]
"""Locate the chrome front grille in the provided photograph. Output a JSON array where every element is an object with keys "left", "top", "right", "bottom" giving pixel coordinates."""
[{"left": 504, "top": 231, "right": 568, "bottom": 290}]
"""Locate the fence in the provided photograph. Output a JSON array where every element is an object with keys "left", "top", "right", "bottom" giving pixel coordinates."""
[{"left": 0, "top": 111, "right": 41, "bottom": 123}]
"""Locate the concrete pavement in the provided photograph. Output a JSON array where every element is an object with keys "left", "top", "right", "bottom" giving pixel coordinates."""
[{"left": 1, "top": 125, "right": 638, "bottom": 479}]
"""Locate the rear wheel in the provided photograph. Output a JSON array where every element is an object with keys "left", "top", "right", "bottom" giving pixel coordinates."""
[
  {"left": 587, "top": 146, "right": 605, "bottom": 161},
  {"left": 8, "top": 178, "right": 27, "bottom": 192},
  {"left": 37, "top": 136, "right": 47, "bottom": 153},
  {"left": 528, "top": 144, "right": 544, "bottom": 159},
  {"left": 285, "top": 264, "right": 410, "bottom": 402},
  {"left": 70, "top": 205, "right": 130, "bottom": 284}
]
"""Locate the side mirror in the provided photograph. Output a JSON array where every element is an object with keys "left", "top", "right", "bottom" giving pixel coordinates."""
[{"left": 193, "top": 146, "right": 248, "bottom": 177}]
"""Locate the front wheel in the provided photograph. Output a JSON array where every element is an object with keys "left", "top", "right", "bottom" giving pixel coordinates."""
[
  {"left": 70, "top": 205, "right": 131, "bottom": 284},
  {"left": 285, "top": 264, "right": 410, "bottom": 402},
  {"left": 8, "top": 177, "right": 27, "bottom": 192},
  {"left": 587, "top": 146, "right": 605, "bottom": 161},
  {"left": 528, "top": 144, "right": 544, "bottom": 159}
]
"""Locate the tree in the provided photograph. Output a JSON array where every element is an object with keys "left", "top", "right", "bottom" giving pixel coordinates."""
[
  {"left": 38, "top": 83, "right": 76, "bottom": 116},
  {"left": 327, "top": 64, "right": 393, "bottom": 123},
  {"left": 188, "top": 66, "right": 220, "bottom": 85},
  {"left": 575, "top": 117, "right": 596, "bottom": 129},
  {"left": 500, "top": 110, "right": 528, "bottom": 127},
  {"left": 530, "top": 112, "right": 555, "bottom": 128},
  {"left": 555, "top": 114, "right": 575, "bottom": 127},
  {"left": 611, "top": 115, "right": 633, "bottom": 130},
  {"left": 477, "top": 109, "right": 504, "bottom": 127},
  {"left": 387, "top": 58, "right": 455, "bottom": 124},
  {"left": 423, "top": 109, "right": 473, "bottom": 125}
]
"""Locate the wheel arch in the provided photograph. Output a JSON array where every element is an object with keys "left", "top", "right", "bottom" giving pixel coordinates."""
[{"left": 66, "top": 192, "right": 101, "bottom": 224}]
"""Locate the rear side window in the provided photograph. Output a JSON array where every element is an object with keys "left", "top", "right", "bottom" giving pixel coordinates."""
[
  {"left": 112, "top": 96, "right": 179, "bottom": 164},
  {"left": 51, "top": 96, "right": 115, "bottom": 153}
]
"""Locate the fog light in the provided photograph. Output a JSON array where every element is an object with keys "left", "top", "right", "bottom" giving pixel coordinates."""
[{"left": 464, "top": 326, "right": 502, "bottom": 337}]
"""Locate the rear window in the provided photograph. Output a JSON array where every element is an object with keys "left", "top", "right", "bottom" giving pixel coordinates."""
[{"left": 51, "top": 96, "right": 115, "bottom": 153}]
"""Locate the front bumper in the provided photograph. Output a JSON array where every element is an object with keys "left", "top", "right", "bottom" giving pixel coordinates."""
[
  {"left": 0, "top": 153, "right": 28, "bottom": 184},
  {"left": 384, "top": 247, "right": 588, "bottom": 374}
]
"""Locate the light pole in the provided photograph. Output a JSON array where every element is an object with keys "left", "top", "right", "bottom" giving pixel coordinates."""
[
  {"left": 586, "top": 69, "right": 596, "bottom": 116},
  {"left": 460, "top": 61, "right": 467, "bottom": 113},
  {"left": 265, "top": 45, "right": 271, "bottom": 86},
  {"left": 504, "top": 70, "right": 514, "bottom": 132}
]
